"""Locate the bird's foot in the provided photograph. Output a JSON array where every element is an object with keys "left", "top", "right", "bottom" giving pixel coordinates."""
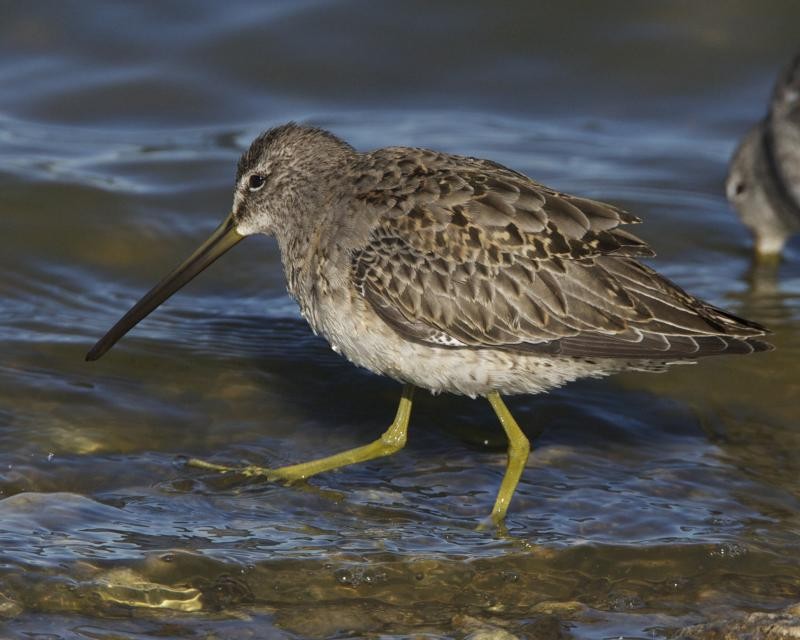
[
  {"left": 184, "top": 457, "right": 294, "bottom": 483},
  {"left": 475, "top": 513, "right": 511, "bottom": 535}
]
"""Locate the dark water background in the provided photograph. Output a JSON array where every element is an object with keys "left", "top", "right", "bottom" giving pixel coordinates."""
[{"left": 1, "top": 2, "right": 799, "bottom": 638}]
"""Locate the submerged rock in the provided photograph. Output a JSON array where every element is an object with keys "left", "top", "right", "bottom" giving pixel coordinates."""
[{"left": 677, "top": 603, "right": 800, "bottom": 639}]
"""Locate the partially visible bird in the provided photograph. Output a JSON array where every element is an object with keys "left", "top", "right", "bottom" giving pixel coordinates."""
[
  {"left": 87, "top": 123, "right": 771, "bottom": 522},
  {"left": 727, "top": 52, "right": 800, "bottom": 259}
]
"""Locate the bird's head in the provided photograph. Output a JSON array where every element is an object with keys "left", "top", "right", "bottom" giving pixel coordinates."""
[
  {"left": 726, "top": 123, "right": 792, "bottom": 260},
  {"left": 232, "top": 123, "right": 355, "bottom": 238},
  {"left": 85, "top": 123, "right": 353, "bottom": 361}
]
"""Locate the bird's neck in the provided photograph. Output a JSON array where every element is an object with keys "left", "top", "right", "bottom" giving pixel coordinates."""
[
  {"left": 274, "top": 152, "right": 358, "bottom": 321},
  {"left": 281, "top": 228, "right": 316, "bottom": 304},
  {"left": 277, "top": 206, "right": 344, "bottom": 326}
]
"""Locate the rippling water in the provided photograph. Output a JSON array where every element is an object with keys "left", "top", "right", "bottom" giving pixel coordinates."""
[{"left": 2, "top": 2, "right": 800, "bottom": 638}]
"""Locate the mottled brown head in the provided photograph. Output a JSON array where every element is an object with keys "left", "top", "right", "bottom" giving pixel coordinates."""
[{"left": 232, "top": 123, "right": 356, "bottom": 238}]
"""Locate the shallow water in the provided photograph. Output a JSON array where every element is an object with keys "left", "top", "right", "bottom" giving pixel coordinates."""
[{"left": 2, "top": 2, "right": 800, "bottom": 638}]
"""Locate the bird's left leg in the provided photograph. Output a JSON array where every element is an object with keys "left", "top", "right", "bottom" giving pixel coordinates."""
[{"left": 486, "top": 391, "right": 530, "bottom": 522}]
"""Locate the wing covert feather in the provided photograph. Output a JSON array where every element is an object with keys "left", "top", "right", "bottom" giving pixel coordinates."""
[{"left": 349, "top": 148, "right": 768, "bottom": 358}]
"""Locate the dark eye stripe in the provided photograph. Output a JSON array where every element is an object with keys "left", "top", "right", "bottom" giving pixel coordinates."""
[{"left": 249, "top": 174, "right": 266, "bottom": 190}]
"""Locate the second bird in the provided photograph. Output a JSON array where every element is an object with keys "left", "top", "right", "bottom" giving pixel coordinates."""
[
  {"left": 87, "top": 123, "right": 771, "bottom": 522},
  {"left": 728, "top": 53, "right": 800, "bottom": 259}
]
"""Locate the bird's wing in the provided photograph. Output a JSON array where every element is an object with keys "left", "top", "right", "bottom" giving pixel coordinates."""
[{"left": 350, "top": 149, "right": 768, "bottom": 359}]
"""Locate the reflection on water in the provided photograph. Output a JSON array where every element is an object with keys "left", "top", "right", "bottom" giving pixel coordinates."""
[{"left": 1, "top": 1, "right": 800, "bottom": 638}]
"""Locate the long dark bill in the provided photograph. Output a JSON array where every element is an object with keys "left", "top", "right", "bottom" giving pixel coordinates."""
[{"left": 85, "top": 215, "right": 244, "bottom": 361}]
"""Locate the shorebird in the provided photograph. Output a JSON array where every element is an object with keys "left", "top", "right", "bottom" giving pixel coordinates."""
[
  {"left": 727, "top": 52, "right": 800, "bottom": 259},
  {"left": 87, "top": 123, "right": 771, "bottom": 522}
]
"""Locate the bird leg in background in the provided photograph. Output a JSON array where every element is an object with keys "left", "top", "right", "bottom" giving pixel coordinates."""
[
  {"left": 187, "top": 384, "right": 415, "bottom": 482},
  {"left": 486, "top": 392, "right": 531, "bottom": 522}
]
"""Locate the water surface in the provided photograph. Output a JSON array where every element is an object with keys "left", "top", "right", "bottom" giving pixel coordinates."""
[{"left": 1, "top": 2, "right": 800, "bottom": 638}]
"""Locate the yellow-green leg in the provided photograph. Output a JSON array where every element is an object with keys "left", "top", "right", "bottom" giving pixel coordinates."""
[
  {"left": 486, "top": 391, "right": 530, "bottom": 522},
  {"left": 187, "top": 384, "right": 415, "bottom": 482}
]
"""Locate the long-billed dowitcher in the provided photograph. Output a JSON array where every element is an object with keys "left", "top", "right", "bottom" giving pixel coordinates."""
[
  {"left": 87, "top": 123, "right": 771, "bottom": 521},
  {"left": 727, "top": 52, "right": 800, "bottom": 259}
]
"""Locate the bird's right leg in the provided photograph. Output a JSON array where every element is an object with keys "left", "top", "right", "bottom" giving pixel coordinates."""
[
  {"left": 187, "top": 384, "right": 415, "bottom": 482},
  {"left": 486, "top": 391, "right": 531, "bottom": 522}
]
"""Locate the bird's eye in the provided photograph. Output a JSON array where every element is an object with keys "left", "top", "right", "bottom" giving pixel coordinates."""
[
  {"left": 734, "top": 181, "right": 747, "bottom": 196},
  {"left": 248, "top": 174, "right": 266, "bottom": 191}
]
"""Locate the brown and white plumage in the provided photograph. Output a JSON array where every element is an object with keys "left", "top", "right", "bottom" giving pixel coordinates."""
[{"left": 219, "top": 125, "right": 772, "bottom": 398}]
